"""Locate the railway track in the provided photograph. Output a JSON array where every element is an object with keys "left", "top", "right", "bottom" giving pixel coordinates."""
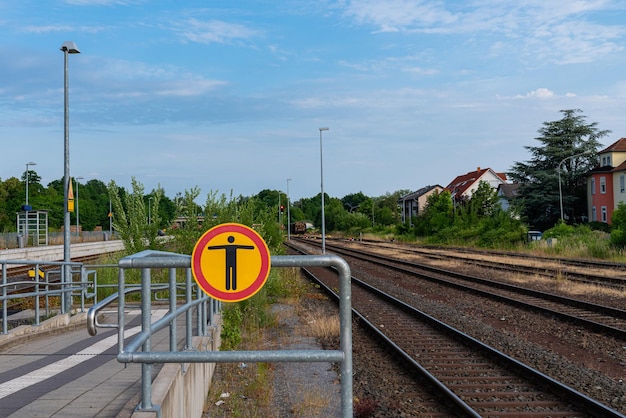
[
  {"left": 351, "top": 238, "right": 626, "bottom": 288},
  {"left": 287, "top": 241, "right": 624, "bottom": 417},
  {"left": 298, "top": 237, "right": 626, "bottom": 341},
  {"left": 1, "top": 253, "right": 114, "bottom": 315}
]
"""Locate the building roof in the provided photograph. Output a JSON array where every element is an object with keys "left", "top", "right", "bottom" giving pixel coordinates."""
[
  {"left": 599, "top": 138, "right": 626, "bottom": 154},
  {"left": 497, "top": 183, "right": 520, "bottom": 198},
  {"left": 445, "top": 167, "right": 507, "bottom": 198},
  {"left": 399, "top": 185, "right": 443, "bottom": 202}
]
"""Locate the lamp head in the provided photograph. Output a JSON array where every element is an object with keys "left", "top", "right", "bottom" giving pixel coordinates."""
[
  {"left": 319, "top": 127, "right": 329, "bottom": 132},
  {"left": 60, "top": 41, "right": 80, "bottom": 54}
]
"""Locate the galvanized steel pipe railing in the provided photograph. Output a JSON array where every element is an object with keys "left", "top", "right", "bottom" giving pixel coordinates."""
[{"left": 106, "top": 251, "right": 353, "bottom": 418}]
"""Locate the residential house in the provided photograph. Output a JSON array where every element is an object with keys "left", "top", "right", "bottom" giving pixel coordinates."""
[
  {"left": 398, "top": 185, "right": 444, "bottom": 224},
  {"left": 445, "top": 167, "right": 508, "bottom": 203},
  {"left": 588, "top": 138, "right": 626, "bottom": 224},
  {"left": 497, "top": 183, "right": 520, "bottom": 214}
]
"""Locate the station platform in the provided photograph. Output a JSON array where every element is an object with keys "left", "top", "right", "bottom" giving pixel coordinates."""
[
  {"left": 0, "top": 308, "right": 174, "bottom": 417},
  {"left": 0, "top": 240, "right": 125, "bottom": 263}
]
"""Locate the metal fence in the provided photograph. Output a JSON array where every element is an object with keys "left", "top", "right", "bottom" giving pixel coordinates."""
[
  {"left": 1, "top": 249, "right": 354, "bottom": 417},
  {"left": 87, "top": 250, "right": 355, "bottom": 417},
  {"left": 0, "top": 258, "right": 96, "bottom": 334}
]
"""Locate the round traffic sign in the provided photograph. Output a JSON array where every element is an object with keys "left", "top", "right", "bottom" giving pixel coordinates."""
[{"left": 191, "top": 223, "right": 271, "bottom": 302}]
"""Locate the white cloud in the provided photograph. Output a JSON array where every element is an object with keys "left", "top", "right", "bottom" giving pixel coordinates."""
[
  {"left": 153, "top": 79, "right": 226, "bottom": 97},
  {"left": 22, "top": 24, "right": 107, "bottom": 34},
  {"left": 403, "top": 67, "right": 438, "bottom": 75},
  {"left": 506, "top": 88, "right": 575, "bottom": 100},
  {"left": 340, "top": 0, "right": 626, "bottom": 64},
  {"left": 172, "top": 18, "right": 260, "bottom": 45},
  {"left": 342, "top": 0, "right": 457, "bottom": 32},
  {"left": 523, "top": 88, "right": 555, "bottom": 98},
  {"left": 63, "top": 0, "right": 143, "bottom": 5}
]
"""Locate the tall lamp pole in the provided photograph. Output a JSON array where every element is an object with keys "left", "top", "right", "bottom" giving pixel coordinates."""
[
  {"left": 75, "top": 176, "right": 84, "bottom": 237},
  {"left": 558, "top": 150, "right": 592, "bottom": 222},
  {"left": 109, "top": 199, "right": 113, "bottom": 237},
  {"left": 148, "top": 197, "right": 153, "bottom": 224},
  {"left": 25, "top": 161, "right": 37, "bottom": 207},
  {"left": 319, "top": 127, "right": 329, "bottom": 254},
  {"left": 287, "top": 178, "right": 292, "bottom": 241},
  {"left": 61, "top": 41, "right": 80, "bottom": 313}
]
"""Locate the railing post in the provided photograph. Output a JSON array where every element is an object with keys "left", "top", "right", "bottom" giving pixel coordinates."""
[
  {"left": 34, "top": 265, "right": 40, "bottom": 326},
  {"left": 2, "top": 263, "right": 7, "bottom": 335},
  {"left": 140, "top": 267, "right": 153, "bottom": 410},
  {"left": 185, "top": 269, "right": 193, "bottom": 349},
  {"left": 117, "top": 269, "right": 126, "bottom": 354},
  {"left": 168, "top": 268, "right": 177, "bottom": 352}
]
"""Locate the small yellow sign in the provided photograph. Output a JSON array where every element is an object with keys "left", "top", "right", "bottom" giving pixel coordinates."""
[{"left": 68, "top": 180, "right": 74, "bottom": 200}]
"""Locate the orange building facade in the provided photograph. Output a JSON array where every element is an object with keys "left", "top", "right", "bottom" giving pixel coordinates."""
[{"left": 588, "top": 138, "right": 626, "bottom": 224}]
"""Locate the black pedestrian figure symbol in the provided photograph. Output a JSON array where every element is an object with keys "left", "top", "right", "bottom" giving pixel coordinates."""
[{"left": 207, "top": 235, "right": 254, "bottom": 291}]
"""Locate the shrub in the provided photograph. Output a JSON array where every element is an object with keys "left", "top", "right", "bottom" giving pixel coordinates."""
[{"left": 588, "top": 221, "right": 611, "bottom": 233}]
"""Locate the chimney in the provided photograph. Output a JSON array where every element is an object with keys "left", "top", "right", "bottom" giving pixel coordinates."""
[{"left": 477, "top": 167, "right": 481, "bottom": 171}]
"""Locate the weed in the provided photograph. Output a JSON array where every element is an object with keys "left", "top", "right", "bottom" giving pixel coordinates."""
[
  {"left": 354, "top": 396, "right": 379, "bottom": 417},
  {"left": 306, "top": 312, "right": 340, "bottom": 349}
]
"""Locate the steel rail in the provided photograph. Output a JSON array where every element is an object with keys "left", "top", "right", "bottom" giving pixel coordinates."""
[
  {"left": 314, "top": 240, "right": 626, "bottom": 340},
  {"left": 287, "top": 241, "right": 625, "bottom": 417}
]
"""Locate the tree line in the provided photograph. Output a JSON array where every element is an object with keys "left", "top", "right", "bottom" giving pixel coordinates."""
[
  {"left": 1, "top": 109, "right": 621, "bottom": 249},
  {"left": 0, "top": 171, "right": 406, "bottom": 236}
]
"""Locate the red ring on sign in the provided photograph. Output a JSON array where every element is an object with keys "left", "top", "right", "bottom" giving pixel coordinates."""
[{"left": 191, "top": 223, "right": 271, "bottom": 302}]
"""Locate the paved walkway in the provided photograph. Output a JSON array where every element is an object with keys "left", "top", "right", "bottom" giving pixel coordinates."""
[{"left": 0, "top": 309, "right": 170, "bottom": 418}]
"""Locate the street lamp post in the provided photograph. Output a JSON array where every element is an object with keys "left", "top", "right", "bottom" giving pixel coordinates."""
[
  {"left": 109, "top": 199, "right": 113, "bottom": 237},
  {"left": 61, "top": 41, "right": 80, "bottom": 313},
  {"left": 287, "top": 178, "right": 292, "bottom": 241},
  {"left": 148, "top": 197, "right": 153, "bottom": 224},
  {"left": 319, "top": 127, "right": 329, "bottom": 254},
  {"left": 25, "top": 161, "right": 37, "bottom": 208},
  {"left": 75, "top": 176, "right": 84, "bottom": 238},
  {"left": 558, "top": 150, "right": 592, "bottom": 222}
]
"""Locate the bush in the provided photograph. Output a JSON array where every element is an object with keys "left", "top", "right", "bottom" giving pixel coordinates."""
[
  {"left": 588, "top": 221, "right": 611, "bottom": 232},
  {"left": 610, "top": 228, "right": 626, "bottom": 248},
  {"left": 542, "top": 222, "right": 579, "bottom": 239}
]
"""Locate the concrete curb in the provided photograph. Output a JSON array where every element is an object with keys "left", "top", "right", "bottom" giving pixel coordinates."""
[{"left": 0, "top": 311, "right": 88, "bottom": 350}]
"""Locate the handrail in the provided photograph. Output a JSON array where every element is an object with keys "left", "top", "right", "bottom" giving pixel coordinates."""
[
  {"left": 86, "top": 285, "right": 142, "bottom": 336},
  {"left": 0, "top": 260, "right": 94, "bottom": 333}
]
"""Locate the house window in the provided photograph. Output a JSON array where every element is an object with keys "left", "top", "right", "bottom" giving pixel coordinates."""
[
  {"left": 592, "top": 206, "right": 597, "bottom": 221},
  {"left": 591, "top": 178, "right": 596, "bottom": 194},
  {"left": 621, "top": 175, "right": 625, "bottom": 193},
  {"left": 602, "top": 155, "right": 612, "bottom": 166},
  {"left": 601, "top": 206, "right": 607, "bottom": 222},
  {"left": 600, "top": 177, "right": 606, "bottom": 194}
]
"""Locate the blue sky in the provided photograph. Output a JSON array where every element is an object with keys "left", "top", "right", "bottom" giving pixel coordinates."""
[{"left": 2, "top": 1, "right": 626, "bottom": 202}]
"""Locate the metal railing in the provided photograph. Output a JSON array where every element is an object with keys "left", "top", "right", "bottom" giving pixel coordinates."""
[
  {"left": 87, "top": 250, "right": 354, "bottom": 418},
  {"left": 0, "top": 259, "right": 93, "bottom": 334}
]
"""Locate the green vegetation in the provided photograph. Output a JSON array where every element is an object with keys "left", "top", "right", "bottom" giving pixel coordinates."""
[
  {"left": 205, "top": 263, "right": 323, "bottom": 417},
  {"left": 2, "top": 108, "right": 626, "bottom": 261},
  {"left": 509, "top": 109, "right": 609, "bottom": 231}
]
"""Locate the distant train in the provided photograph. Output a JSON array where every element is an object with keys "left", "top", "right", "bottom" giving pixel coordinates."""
[{"left": 290, "top": 221, "right": 309, "bottom": 234}]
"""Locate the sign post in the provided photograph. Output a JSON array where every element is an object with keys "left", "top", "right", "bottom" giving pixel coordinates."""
[{"left": 191, "top": 223, "right": 271, "bottom": 302}]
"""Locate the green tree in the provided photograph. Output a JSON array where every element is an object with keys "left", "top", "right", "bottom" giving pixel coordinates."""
[
  {"left": 341, "top": 192, "right": 368, "bottom": 213},
  {"left": 413, "top": 190, "right": 454, "bottom": 236},
  {"left": 81, "top": 179, "right": 115, "bottom": 231},
  {"left": 462, "top": 181, "right": 500, "bottom": 224},
  {"left": 0, "top": 177, "right": 25, "bottom": 232},
  {"left": 508, "top": 109, "right": 608, "bottom": 230},
  {"left": 108, "top": 177, "right": 164, "bottom": 254},
  {"left": 610, "top": 202, "right": 626, "bottom": 247},
  {"left": 169, "top": 187, "right": 204, "bottom": 255}
]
